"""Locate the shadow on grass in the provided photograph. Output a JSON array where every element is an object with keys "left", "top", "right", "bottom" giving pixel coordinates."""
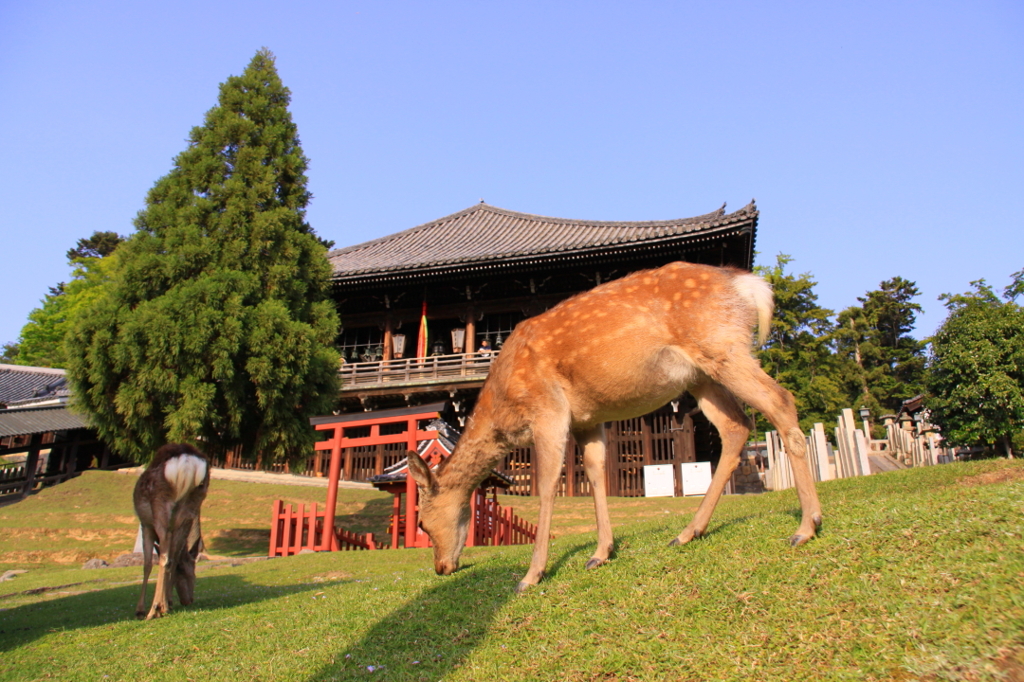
[
  {"left": 306, "top": 545, "right": 585, "bottom": 682},
  {"left": 0, "top": 572, "right": 345, "bottom": 653}
]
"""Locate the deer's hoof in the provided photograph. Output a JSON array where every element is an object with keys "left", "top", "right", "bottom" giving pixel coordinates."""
[
  {"left": 514, "top": 581, "right": 534, "bottom": 595},
  {"left": 670, "top": 528, "right": 703, "bottom": 547},
  {"left": 584, "top": 558, "right": 604, "bottom": 570},
  {"left": 789, "top": 533, "right": 812, "bottom": 547}
]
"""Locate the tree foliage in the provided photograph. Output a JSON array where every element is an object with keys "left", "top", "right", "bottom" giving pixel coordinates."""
[
  {"left": 755, "top": 254, "right": 847, "bottom": 431},
  {"left": 65, "top": 49, "right": 340, "bottom": 465},
  {"left": 835, "top": 277, "right": 927, "bottom": 415},
  {"left": 67, "top": 231, "right": 124, "bottom": 261},
  {"left": 14, "top": 232, "right": 123, "bottom": 368},
  {"left": 0, "top": 342, "right": 18, "bottom": 364},
  {"left": 927, "top": 276, "right": 1024, "bottom": 457}
]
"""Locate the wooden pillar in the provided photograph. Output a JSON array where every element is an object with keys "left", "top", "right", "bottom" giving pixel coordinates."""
[
  {"left": 323, "top": 431, "right": 344, "bottom": 551},
  {"left": 65, "top": 432, "right": 81, "bottom": 479},
  {"left": 564, "top": 437, "right": 576, "bottom": 497},
  {"left": 21, "top": 432, "right": 43, "bottom": 498},
  {"left": 466, "top": 311, "right": 476, "bottom": 353},
  {"left": 641, "top": 415, "right": 654, "bottom": 467},
  {"left": 383, "top": 317, "right": 394, "bottom": 361},
  {"left": 606, "top": 422, "right": 619, "bottom": 496}
]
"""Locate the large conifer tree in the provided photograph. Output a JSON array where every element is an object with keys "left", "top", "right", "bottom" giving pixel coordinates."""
[{"left": 66, "top": 49, "right": 340, "bottom": 465}]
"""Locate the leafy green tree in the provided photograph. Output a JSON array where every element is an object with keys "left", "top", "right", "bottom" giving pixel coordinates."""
[
  {"left": 14, "top": 231, "right": 124, "bottom": 368},
  {"left": 835, "top": 277, "right": 927, "bottom": 415},
  {"left": 754, "top": 254, "right": 848, "bottom": 431},
  {"left": 927, "top": 276, "right": 1024, "bottom": 458},
  {"left": 66, "top": 49, "right": 340, "bottom": 466},
  {"left": 66, "top": 231, "right": 124, "bottom": 261},
  {"left": 0, "top": 342, "right": 18, "bottom": 364}
]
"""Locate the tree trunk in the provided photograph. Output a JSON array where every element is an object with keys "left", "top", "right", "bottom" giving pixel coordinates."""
[{"left": 1002, "top": 434, "right": 1015, "bottom": 459}]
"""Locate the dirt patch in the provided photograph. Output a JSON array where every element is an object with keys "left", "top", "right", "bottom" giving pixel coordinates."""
[
  {"left": 958, "top": 468, "right": 1024, "bottom": 487},
  {"left": 311, "top": 571, "right": 351, "bottom": 582},
  {"left": 207, "top": 529, "right": 268, "bottom": 541},
  {"left": 995, "top": 647, "right": 1024, "bottom": 682},
  {"left": 0, "top": 528, "right": 134, "bottom": 541},
  {"left": 71, "top": 514, "right": 138, "bottom": 526},
  {"left": 0, "top": 550, "right": 99, "bottom": 565}
]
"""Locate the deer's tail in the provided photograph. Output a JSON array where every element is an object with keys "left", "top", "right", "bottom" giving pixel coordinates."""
[
  {"left": 163, "top": 454, "right": 208, "bottom": 502},
  {"left": 732, "top": 272, "right": 774, "bottom": 347}
]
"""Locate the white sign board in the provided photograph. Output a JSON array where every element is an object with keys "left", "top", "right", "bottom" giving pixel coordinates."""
[
  {"left": 680, "top": 461, "right": 712, "bottom": 496},
  {"left": 643, "top": 464, "right": 675, "bottom": 497}
]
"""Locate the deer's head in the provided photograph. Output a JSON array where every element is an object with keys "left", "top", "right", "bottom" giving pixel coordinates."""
[{"left": 407, "top": 452, "right": 470, "bottom": 575}]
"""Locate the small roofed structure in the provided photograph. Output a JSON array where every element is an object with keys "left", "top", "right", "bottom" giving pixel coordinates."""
[
  {"left": 1, "top": 364, "right": 114, "bottom": 503},
  {"left": 268, "top": 405, "right": 535, "bottom": 556},
  {"left": 367, "top": 419, "right": 535, "bottom": 550}
]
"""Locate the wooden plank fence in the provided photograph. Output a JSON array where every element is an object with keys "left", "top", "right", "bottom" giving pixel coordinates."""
[{"left": 765, "top": 408, "right": 955, "bottom": 491}]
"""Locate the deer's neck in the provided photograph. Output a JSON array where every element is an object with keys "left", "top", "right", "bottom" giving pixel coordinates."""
[{"left": 442, "top": 392, "right": 519, "bottom": 493}]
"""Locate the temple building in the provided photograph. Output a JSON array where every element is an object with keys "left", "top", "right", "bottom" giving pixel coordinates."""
[{"left": 320, "top": 200, "right": 760, "bottom": 497}]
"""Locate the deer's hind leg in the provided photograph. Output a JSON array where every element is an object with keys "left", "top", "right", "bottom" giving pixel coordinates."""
[
  {"left": 575, "top": 423, "right": 614, "bottom": 570},
  {"left": 715, "top": 354, "right": 823, "bottom": 545},
  {"left": 146, "top": 503, "right": 180, "bottom": 620},
  {"left": 135, "top": 523, "right": 157, "bottom": 618},
  {"left": 671, "top": 381, "right": 751, "bottom": 546}
]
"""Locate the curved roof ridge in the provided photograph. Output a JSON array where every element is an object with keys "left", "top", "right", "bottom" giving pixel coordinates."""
[{"left": 327, "top": 201, "right": 757, "bottom": 279}]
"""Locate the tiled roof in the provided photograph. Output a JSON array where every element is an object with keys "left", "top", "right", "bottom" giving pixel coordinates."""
[
  {"left": 328, "top": 201, "right": 757, "bottom": 281},
  {"left": 0, "top": 405, "right": 87, "bottom": 438},
  {"left": 0, "top": 364, "right": 68, "bottom": 407}
]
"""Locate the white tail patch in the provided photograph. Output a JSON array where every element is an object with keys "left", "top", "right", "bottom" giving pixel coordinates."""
[
  {"left": 732, "top": 273, "right": 774, "bottom": 346},
  {"left": 163, "top": 454, "right": 207, "bottom": 502}
]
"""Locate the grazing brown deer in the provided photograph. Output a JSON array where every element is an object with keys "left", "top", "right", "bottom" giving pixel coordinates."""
[
  {"left": 408, "top": 261, "right": 823, "bottom": 593},
  {"left": 133, "top": 443, "right": 210, "bottom": 619}
]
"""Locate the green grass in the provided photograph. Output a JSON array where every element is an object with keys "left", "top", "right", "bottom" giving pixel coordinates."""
[{"left": 0, "top": 461, "right": 1022, "bottom": 681}]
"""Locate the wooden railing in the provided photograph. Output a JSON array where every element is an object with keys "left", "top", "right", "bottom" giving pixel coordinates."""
[
  {"left": 338, "top": 351, "right": 499, "bottom": 390},
  {"left": 269, "top": 500, "right": 379, "bottom": 556}
]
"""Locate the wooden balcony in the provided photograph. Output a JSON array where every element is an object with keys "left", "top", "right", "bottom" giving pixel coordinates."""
[{"left": 339, "top": 352, "right": 499, "bottom": 392}]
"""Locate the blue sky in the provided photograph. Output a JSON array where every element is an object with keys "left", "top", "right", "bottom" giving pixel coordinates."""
[{"left": 1, "top": 1, "right": 1021, "bottom": 349}]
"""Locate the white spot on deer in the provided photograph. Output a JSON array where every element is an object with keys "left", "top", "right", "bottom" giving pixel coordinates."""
[{"left": 164, "top": 455, "right": 207, "bottom": 502}]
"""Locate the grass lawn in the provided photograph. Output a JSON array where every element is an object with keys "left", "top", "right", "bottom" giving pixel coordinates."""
[{"left": 0, "top": 459, "right": 1021, "bottom": 681}]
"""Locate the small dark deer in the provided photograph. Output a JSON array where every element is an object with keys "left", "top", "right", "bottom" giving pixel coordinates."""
[
  {"left": 408, "top": 261, "right": 823, "bottom": 593},
  {"left": 133, "top": 443, "right": 210, "bottom": 619}
]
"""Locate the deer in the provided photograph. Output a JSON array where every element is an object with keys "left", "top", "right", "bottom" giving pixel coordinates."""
[
  {"left": 407, "top": 261, "right": 823, "bottom": 593},
  {"left": 133, "top": 443, "right": 210, "bottom": 619}
]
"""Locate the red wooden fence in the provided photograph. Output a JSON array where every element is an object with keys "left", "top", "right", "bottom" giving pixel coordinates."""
[
  {"left": 269, "top": 492, "right": 536, "bottom": 556},
  {"left": 269, "top": 500, "right": 378, "bottom": 557}
]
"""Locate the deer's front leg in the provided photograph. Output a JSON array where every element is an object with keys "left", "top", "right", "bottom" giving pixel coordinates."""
[{"left": 516, "top": 427, "right": 567, "bottom": 594}]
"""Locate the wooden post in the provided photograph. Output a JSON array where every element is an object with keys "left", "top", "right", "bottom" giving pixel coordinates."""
[
  {"left": 466, "top": 311, "right": 476, "bottom": 353},
  {"left": 269, "top": 500, "right": 282, "bottom": 556},
  {"left": 324, "top": 433, "right": 343, "bottom": 551},
  {"left": 641, "top": 415, "right": 654, "bottom": 468},
  {"left": 383, "top": 318, "right": 394, "bottom": 362},
  {"left": 564, "top": 437, "right": 576, "bottom": 497},
  {"left": 391, "top": 492, "right": 402, "bottom": 549},
  {"left": 21, "top": 433, "right": 43, "bottom": 498}
]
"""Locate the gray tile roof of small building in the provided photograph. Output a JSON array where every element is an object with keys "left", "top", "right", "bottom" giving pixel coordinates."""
[
  {"left": 328, "top": 201, "right": 757, "bottom": 281},
  {"left": 0, "top": 404, "right": 87, "bottom": 437},
  {"left": 0, "top": 364, "right": 69, "bottom": 407}
]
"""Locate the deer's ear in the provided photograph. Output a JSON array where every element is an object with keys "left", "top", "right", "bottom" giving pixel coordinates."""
[{"left": 406, "top": 451, "right": 437, "bottom": 495}]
